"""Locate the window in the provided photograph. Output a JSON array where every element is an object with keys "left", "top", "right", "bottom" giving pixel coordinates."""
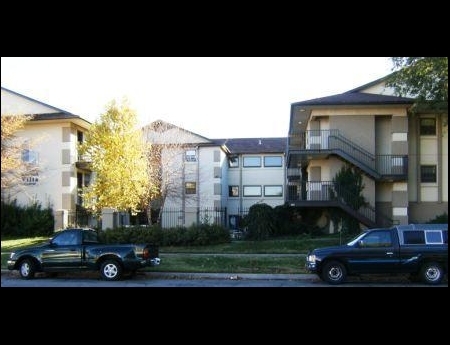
[
  {"left": 420, "top": 118, "right": 436, "bottom": 135},
  {"left": 185, "top": 182, "right": 196, "bottom": 194},
  {"left": 264, "top": 156, "right": 282, "bottom": 167},
  {"left": 403, "top": 231, "right": 425, "bottom": 244},
  {"left": 243, "top": 185, "right": 261, "bottom": 197},
  {"left": 425, "top": 231, "right": 443, "bottom": 244},
  {"left": 228, "top": 156, "right": 239, "bottom": 168},
  {"left": 264, "top": 185, "right": 283, "bottom": 197},
  {"left": 52, "top": 230, "right": 79, "bottom": 246},
  {"left": 185, "top": 150, "right": 197, "bottom": 162},
  {"left": 229, "top": 186, "right": 239, "bottom": 197},
  {"left": 77, "top": 130, "right": 84, "bottom": 143},
  {"left": 421, "top": 165, "right": 437, "bottom": 183},
  {"left": 21, "top": 149, "right": 39, "bottom": 165},
  {"left": 360, "top": 230, "right": 392, "bottom": 247},
  {"left": 243, "top": 156, "right": 261, "bottom": 167}
]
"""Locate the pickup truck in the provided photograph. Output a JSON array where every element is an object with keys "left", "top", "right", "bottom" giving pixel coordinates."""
[
  {"left": 7, "top": 228, "right": 161, "bottom": 281},
  {"left": 305, "top": 223, "right": 448, "bottom": 285}
]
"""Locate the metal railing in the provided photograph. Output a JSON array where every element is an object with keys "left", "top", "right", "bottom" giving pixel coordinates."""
[
  {"left": 289, "top": 130, "right": 408, "bottom": 179},
  {"left": 286, "top": 180, "right": 394, "bottom": 227}
]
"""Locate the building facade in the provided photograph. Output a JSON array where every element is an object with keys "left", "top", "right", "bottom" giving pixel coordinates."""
[
  {"left": 142, "top": 120, "right": 286, "bottom": 228},
  {"left": 1, "top": 87, "right": 93, "bottom": 230},
  {"left": 3, "top": 73, "right": 446, "bottom": 233},
  {"left": 286, "top": 76, "right": 448, "bottom": 232}
]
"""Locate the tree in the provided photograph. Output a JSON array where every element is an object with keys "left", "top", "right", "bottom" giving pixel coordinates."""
[
  {"left": 78, "top": 98, "right": 151, "bottom": 216},
  {"left": 386, "top": 57, "right": 448, "bottom": 112},
  {"left": 329, "top": 165, "right": 368, "bottom": 235},
  {"left": 1, "top": 114, "right": 38, "bottom": 198},
  {"left": 142, "top": 120, "right": 204, "bottom": 224}
]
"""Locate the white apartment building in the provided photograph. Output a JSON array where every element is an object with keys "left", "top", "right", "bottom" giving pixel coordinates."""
[
  {"left": 1, "top": 87, "right": 92, "bottom": 230},
  {"left": 142, "top": 120, "right": 286, "bottom": 228}
]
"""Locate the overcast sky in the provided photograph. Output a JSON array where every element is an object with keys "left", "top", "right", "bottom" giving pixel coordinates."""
[{"left": 1, "top": 57, "right": 393, "bottom": 138}]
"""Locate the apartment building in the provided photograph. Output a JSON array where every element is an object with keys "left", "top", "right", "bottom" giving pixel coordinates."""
[
  {"left": 142, "top": 120, "right": 286, "bottom": 228},
  {"left": 3, "top": 73, "right": 446, "bottom": 233},
  {"left": 286, "top": 76, "right": 448, "bottom": 232},
  {"left": 1, "top": 87, "right": 92, "bottom": 230}
]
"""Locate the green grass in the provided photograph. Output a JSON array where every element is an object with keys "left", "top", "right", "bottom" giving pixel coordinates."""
[{"left": 1, "top": 233, "right": 351, "bottom": 274}]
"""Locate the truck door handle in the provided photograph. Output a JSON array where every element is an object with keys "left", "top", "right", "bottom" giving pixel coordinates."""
[{"left": 386, "top": 252, "right": 393, "bottom": 255}]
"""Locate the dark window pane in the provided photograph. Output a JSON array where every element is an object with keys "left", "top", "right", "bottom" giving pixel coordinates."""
[
  {"left": 229, "top": 186, "right": 239, "bottom": 197},
  {"left": 420, "top": 118, "right": 436, "bottom": 135},
  {"left": 403, "top": 231, "right": 425, "bottom": 244},
  {"left": 420, "top": 165, "right": 437, "bottom": 183}
]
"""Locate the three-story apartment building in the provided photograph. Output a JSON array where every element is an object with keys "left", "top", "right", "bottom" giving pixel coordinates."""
[
  {"left": 142, "top": 120, "right": 286, "bottom": 228},
  {"left": 3, "top": 73, "right": 446, "bottom": 233},
  {"left": 286, "top": 76, "right": 448, "bottom": 232},
  {"left": 1, "top": 87, "right": 92, "bottom": 230}
]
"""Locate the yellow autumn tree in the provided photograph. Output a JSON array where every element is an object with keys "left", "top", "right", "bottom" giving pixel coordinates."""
[
  {"left": 1, "top": 114, "right": 36, "bottom": 196},
  {"left": 78, "top": 98, "right": 150, "bottom": 215}
]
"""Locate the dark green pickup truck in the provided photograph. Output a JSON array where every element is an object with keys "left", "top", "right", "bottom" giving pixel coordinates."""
[
  {"left": 7, "top": 228, "right": 160, "bottom": 281},
  {"left": 306, "top": 224, "right": 448, "bottom": 285}
]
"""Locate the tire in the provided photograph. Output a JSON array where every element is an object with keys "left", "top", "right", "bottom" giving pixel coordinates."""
[
  {"left": 100, "top": 260, "right": 123, "bottom": 281},
  {"left": 19, "top": 259, "right": 36, "bottom": 280},
  {"left": 321, "top": 261, "right": 347, "bottom": 284},
  {"left": 420, "top": 262, "right": 444, "bottom": 285}
]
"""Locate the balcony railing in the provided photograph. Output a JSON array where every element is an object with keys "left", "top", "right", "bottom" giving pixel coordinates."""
[
  {"left": 286, "top": 180, "right": 394, "bottom": 227},
  {"left": 288, "top": 130, "right": 407, "bottom": 179}
]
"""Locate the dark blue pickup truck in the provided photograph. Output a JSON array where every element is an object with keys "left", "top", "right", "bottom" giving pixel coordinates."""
[
  {"left": 306, "top": 224, "right": 448, "bottom": 285},
  {"left": 7, "top": 228, "right": 161, "bottom": 281}
]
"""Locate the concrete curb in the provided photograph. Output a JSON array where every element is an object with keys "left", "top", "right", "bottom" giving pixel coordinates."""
[{"left": 2, "top": 268, "right": 318, "bottom": 281}]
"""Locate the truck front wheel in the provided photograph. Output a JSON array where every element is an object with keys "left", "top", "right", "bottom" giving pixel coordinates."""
[
  {"left": 19, "top": 259, "right": 36, "bottom": 280},
  {"left": 100, "top": 259, "right": 123, "bottom": 281},
  {"left": 321, "top": 261, "right": 347, "bottom": 284},
  {"left": 420, "top": 262, "right": 444, "bottom": 285}
]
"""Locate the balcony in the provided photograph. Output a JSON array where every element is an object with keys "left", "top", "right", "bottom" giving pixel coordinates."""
[
  {"left": 286, "top": 180, "right": 394, "bottom": 228},
  {"left": 287, "top": 130, "right": 408, "bottom": 181},
  {"left": 76, "top": 154, "right": 92, "bottom": 171}
]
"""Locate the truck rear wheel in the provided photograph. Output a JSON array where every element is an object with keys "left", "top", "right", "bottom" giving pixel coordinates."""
[
  {"left": 100, "top": 259, "right": 123, "bottom": 281},
  {"left": 420, "top": 262, "right": 444, "bottom": 285},
  {"left": 321, "top": 261, "right": 347, "bottom": 284}
]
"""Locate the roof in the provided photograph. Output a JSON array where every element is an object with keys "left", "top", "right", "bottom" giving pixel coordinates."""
[
  {"left": 344, "top": 73, "right": 392, "bottom": 94},
  {"left": 213, "top": 137, "right": 287, "bottom": 154},
  {"left": 30, "top": 112, "right": 87, "bottom": 121},
  {"left": 291, "top": 92, "right": 415, "bottom": 107},
  {"left": 1, "top": 86, "right": 74, "bottom": 115}
]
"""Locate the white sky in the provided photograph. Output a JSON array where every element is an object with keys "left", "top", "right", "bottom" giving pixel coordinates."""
[{"left": 1, "top": 57, "right": 393, "bottom": 139}]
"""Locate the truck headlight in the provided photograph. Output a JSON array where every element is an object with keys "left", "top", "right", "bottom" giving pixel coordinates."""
[{"left": 307, "top": 254, "right": 316, "bottom": 263}]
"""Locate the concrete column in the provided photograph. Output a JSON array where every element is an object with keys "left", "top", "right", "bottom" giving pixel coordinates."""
[
  {"left": 102, "top": 208, "right": 117, "bottom": 230},
  {"left": 54, "top": 209, "right": 68, "bottom": 231}
]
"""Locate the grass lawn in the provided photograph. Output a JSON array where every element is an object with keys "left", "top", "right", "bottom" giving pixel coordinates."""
[{"left": 1, "top": 233, "right": 350, "bottom": 274}]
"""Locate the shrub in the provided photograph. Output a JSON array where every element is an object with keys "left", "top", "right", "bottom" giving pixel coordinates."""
[
  {"left": 427, "top": 212, "right": 448, "bottom": 224},
  {"left": 1, "top": 199, "right": 54, "bottom": 238},
  {"left": 98, "top": 223, "right": 230, "bottom": 246},
  {"left": 242, "top": 203, "right": 275, "bottom": 240}
]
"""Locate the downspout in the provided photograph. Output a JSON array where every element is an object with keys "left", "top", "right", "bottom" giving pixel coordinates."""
[
  {"left": 239, "top": 154, "right": 243, "bottom": 213},
  {"left": 196, "top": 146, "right": 200, "bottom": 223}
]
